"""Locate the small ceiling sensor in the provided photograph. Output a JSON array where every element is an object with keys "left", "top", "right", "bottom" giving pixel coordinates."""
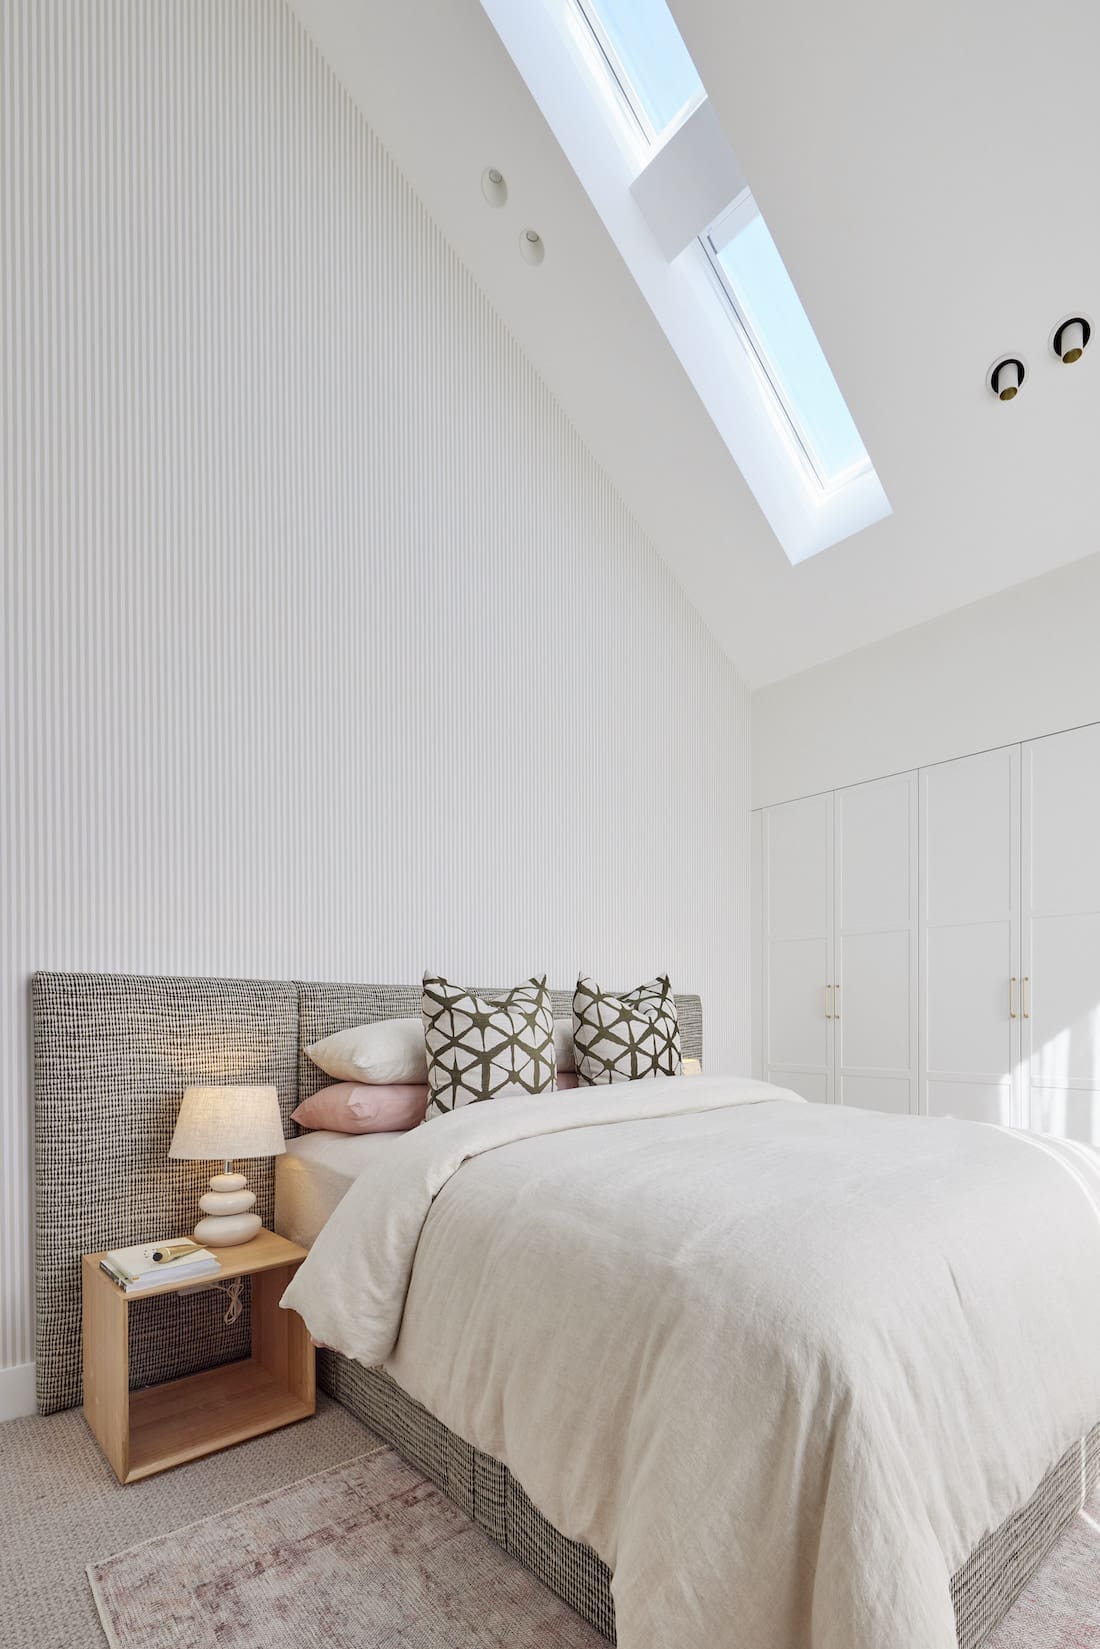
[
  {"left": 481, "top": 166, "right": 507, "bottom": 209},
  {"left": 1050, "top": 314, "right": 1091, "bottom": 364},
  {"left": 987, "top": 356, "right": 1026, "bottom": 401},
  {"left": 519, "top": 228, "right": 545, "bottom": 266}
]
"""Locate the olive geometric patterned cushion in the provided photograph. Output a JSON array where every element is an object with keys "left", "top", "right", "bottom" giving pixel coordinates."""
[
  {"left": 572, "top": 974, "right": 682, "bottom": 1086},
  {"left": 422, "top": 973, "right": 557, "bottom": 1117}
]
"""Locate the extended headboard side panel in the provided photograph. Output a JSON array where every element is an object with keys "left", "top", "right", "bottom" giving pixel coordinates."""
[
  {"left": 296, "top": 984, "right": 703, "bottom": 1100},
  {"left": 676, "top": 995, "right": 703, "bottom": 1066},
  {"left": 32, "top": 971, "right": 298, "bottom": 1414}
]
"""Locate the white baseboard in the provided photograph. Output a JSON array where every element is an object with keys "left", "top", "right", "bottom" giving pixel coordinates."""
[{"left": 0, "top": 1361, "right": 36, "bottom": 1420}]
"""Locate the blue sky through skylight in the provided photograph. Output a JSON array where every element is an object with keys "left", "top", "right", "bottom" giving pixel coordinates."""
[
  {"left": 713, "top": 212, "right": 869, "bottom": 484},
  {"left": 580, "top": 0, "right": 703, "bottom": 139}
]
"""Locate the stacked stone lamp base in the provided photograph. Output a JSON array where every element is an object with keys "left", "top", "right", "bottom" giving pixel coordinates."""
[
  {"left": 168, "top": 1084, "right": 286, "bottom": 1247},
  {"left": 192, "top": 1169, "right": 263, "bottom": 1247}
]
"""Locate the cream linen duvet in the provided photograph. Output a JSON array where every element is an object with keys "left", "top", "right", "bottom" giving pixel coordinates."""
[{"left": 281, "top": 1075, "right": 1100, "bottom": 1649}]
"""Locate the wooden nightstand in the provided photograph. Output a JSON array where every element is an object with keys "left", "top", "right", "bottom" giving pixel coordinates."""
[{"left": 82, "top": 1229, "right": 315, "bottom": 1483}]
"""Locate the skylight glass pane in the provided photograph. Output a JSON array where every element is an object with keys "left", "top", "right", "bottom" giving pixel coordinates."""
[
  {"left": 713, "top": 211, "right": 869, "bottom": 485},
  {"left": 580, "top": 0, "right": 704, "bottom": 139}
]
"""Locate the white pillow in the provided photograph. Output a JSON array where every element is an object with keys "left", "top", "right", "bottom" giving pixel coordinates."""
[
  {"left": 553, "top": 1018, "right": 576, "bottom": 1073},
  {"left": 305, "top": 1017, "right": 428, "bottom": 1084}
]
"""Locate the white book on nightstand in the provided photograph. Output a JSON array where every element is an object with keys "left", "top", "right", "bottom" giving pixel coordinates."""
[{"left": 101, "top": 1240, "right": 220, "bottom": 1291}]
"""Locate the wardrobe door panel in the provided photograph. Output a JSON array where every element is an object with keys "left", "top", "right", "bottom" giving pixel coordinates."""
[
  {"left": 1022, "top": 724, "right": 1100, "bottom": 1132},
  {"left": 767, "top": 939, "right": 833, "bottom": 1069},
  {"left": 768, "top": 797, "right": 831, "bottom": 936},
  {"left": 923, "top": 755, "right": 1014, "bottom": 921},
  {"left": 761, "top": 794, "right": 833, "bottom": 1102},
  {"left": 1028, "top": 914, "right": 1100, "bottom": 1087},
  {"left": 838, "top": 929, "right": 912, "bottom": 1074},
  {"left": 925, "top": 923, "right": 1015, "bottom": 1077},
  {"left": 774, "top": 1071, "right": 831, "bottom": 1106},
  {"left": 920, "top": 747, "right": 1020, "bottom": 1123},
  {"left": 925, "top": 1082, "right": 1015, "bottom": 1127},
  {"left": 837, "top": 777, "right": 913, "bottom": 931},
  {"left": 841, "top": 1074, "right": 911, "bottom": 1115},
  {"left": 1026, "top": 726, "right": 1100, "bottom": 914},
  {"left": 1028, "top": 1088, "right": 1100, "bottom": 1146},
  {"left": 834, "top": 773, "right": 917, "bottom": 1111}
]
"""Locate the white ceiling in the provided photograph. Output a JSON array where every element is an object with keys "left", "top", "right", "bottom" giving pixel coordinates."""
[{"left": 290, "top": 0, "right": 1100, "bottom": 686}]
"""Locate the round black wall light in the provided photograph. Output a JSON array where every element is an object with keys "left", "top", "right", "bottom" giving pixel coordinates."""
[
  {"left": 1050, "top": 315, "right": 1091, "bottom": 364},
  {"left": 988, "top": 356, "right": 1026, "bottom": 401}
]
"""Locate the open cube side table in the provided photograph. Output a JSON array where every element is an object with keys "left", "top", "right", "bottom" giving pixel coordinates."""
[{"left": 82, "top": 1228, "right": 316, "bottom": 1483}]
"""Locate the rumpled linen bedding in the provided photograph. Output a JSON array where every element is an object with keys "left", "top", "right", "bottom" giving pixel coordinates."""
[{"left": 281, "top": 1074, "right": 1100, "bottom": 1649}]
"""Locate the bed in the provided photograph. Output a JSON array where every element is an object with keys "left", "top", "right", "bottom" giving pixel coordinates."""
[
  {"left": 32, "top": 971, "right": 1100, "bottom": 1649},
  {"left": 276, "top": 1130, "right": 405, "bottom": 1249}
]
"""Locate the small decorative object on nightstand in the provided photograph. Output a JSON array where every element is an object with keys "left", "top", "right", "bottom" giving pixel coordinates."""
[
  {"left": 82, "top": 1229, "right": 314, "bottom": 1482},
  {"left": 169, "top": 1085, "right": 286, "bottom": 1246}
]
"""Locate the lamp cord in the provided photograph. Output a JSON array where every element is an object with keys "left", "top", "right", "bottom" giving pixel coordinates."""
[{"left": 211, "top": 1275, "right": 244, "bottom": 1325}]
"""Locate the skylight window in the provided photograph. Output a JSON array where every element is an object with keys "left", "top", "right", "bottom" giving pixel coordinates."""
[
  {"left": 574, "top": 0, "right": 703, "bottom": 142},
  {"left": 705, "top": 194, "right": 871, "bottom": 490},
  {"left": 576, "top": 0, "right": 873, "bottom": 499},
  {"left": 479, "top": 0, "right": 891, "bottom": 560}
]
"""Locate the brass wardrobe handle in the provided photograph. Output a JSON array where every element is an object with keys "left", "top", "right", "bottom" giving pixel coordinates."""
[
  {"left": 1009, "top": 977, "right": 1018, "bottom": 1019},
  {"left": 833, "top": 984, "right": 840, "bottom": 1020},
  {"left": 824, "top": 984, "right": 832, "bottom": 1020},
  {"left": 1022, "top": 977, "right": 1030, "bottom": 1020}
]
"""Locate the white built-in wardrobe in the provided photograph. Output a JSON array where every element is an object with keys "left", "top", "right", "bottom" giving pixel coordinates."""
[{"left": 752, "top": 721, "right": 1100, "bottom": 1142}]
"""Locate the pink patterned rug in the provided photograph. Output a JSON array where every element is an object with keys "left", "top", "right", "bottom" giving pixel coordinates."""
[
  {"left": 985, "top": 1488, "right": 1100, "bottom": 1648},
  {"left": 88, "top": 1446, "right": 601, "bottom": 1648},
  {"left": 88, "top": 1447, "right": 1100, "bottom": 1648}
]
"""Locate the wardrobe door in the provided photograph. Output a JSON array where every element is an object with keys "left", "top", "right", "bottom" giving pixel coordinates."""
[
  {"left": 1021, "top": 724, "right": 1100, "bottom": 1143},
  {"left": 919, "top": 747, "right": 1021, "bottom": 1124},
  {"left": 834, "top": 773, "right": 918, "bottom": 1113},
  {"left": 760, "top": 793, "right": 834, "bottom": 1104}
]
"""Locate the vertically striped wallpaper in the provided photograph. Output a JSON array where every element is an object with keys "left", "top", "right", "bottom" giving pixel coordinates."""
[{"left": 0, "top": 0, "right": 750, "bottom": 1381}]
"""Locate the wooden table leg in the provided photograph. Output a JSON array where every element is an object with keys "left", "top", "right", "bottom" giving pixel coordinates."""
[
  {"left": 82, "top": 1255, "right": 130, "bottom": 1481},
  {"left": 251, "top": 1261, "right": 315, "bottom": 1410}
]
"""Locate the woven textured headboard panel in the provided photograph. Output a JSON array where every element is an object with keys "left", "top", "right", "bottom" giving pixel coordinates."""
[
  {"left": 33, "top": 973, "right": 299, "bottom": 1414},
  {"left": 33, "top": 972, "right": 702, "bottom": 1414}
]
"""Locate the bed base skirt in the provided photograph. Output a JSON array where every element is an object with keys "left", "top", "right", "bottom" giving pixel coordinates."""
[{"left": 319, "top": 1350, "right": 1100, "bottom": 1648}]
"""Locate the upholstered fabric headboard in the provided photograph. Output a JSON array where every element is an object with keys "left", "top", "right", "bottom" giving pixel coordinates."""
[{"left": 32, "top": 972, "right": 702, "bottom": 1414}]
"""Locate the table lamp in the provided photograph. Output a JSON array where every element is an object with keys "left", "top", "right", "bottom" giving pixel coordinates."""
[{"left": 168, "top": 1085, "right": 286, "bottom": 1246}]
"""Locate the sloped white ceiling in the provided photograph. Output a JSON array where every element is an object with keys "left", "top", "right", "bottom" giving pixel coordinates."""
[{"left": 291, "top": 0, "right": 1100, "bottom": 685}]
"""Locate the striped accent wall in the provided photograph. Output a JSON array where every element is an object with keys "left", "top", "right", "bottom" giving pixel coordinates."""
[{"left": 0, "top": 0, "right": 750, "bottom": 1381}]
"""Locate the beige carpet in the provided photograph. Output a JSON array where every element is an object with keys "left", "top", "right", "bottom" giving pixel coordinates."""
[
  {"left": 88, "top": 1445, "right": 601, "bottom": 1648},
  {"left": 0, "top": 1397, "right": 377, "bottom": 1649},
  {"left": 3, "top": 1397, "right": 1099, "bottom": 1648}
]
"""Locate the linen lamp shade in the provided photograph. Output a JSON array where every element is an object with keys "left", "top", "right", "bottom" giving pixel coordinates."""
[
  {"left": 169, "top": 1086, "right": 286, "bottom": 1162},
  {"left": 169, "top": 1086, "right": 285, "bottom": 1246}
]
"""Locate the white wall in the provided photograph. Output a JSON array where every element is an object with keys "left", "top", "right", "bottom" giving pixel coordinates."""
[
  {"left": 0, "top": 0, "right": 751, "bottom": 1397},
  {"left": 752, "top": 553, "right": 1100, "bottom": 808}
]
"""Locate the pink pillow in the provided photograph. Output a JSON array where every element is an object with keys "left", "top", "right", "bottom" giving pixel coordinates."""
[
  {"left": 291, "top": 1083, "right": 428, "bottom": 1134},
  {"left": 556, "top": 1072, "right": 579, "bottom": 1090}
]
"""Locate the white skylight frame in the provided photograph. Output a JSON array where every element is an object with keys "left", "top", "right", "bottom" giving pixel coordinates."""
[
  {"left": 479, "top": 0, "right": 891, "bottom": 563},
  {"left": 702, "top": 192, "right": 873, "bottom": 497},
  {"left": 571, "top": 0, "right": 704, "bottom": 150}
]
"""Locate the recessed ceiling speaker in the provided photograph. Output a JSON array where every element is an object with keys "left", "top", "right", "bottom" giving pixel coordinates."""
[
  {"left": 987, "top": 356, "right": 1026, "bottom": 401},
  {"left": 481, "top": 167, "right": 508, "bottom": 208},
  {"left": 1050, "top": 314, "right": 1091, "bottom": 364},
  {"left": 519, "top": 228, "right": 545, "bottom": 266}
]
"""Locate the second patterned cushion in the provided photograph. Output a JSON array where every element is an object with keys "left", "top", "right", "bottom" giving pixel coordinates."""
[
  {"left": 422, "top": 974, "right": 557, "bottom": 1117},
  {"left": 573, "top": 974, "right": 682, "bottom": 1085}
]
